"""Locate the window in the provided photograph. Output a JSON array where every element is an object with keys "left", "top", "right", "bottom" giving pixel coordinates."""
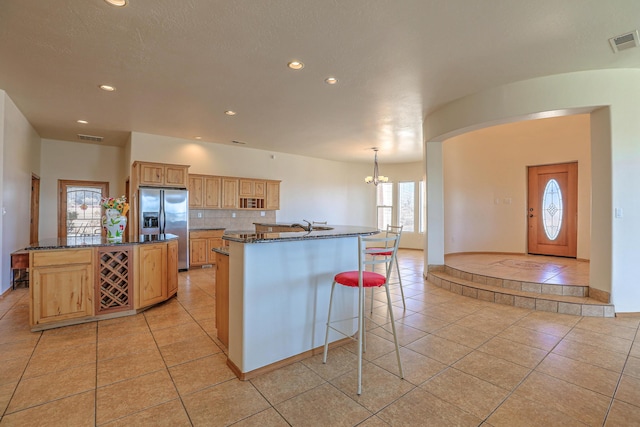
[
  {"left": 398, "top": 182, "right": 415, "bottom": 232},
  {"left": 419, "top": 180, "right": 425, "bottom": 233},
  {"left": 542, "top": 178, "right": 563, "bottom": 240},
  {"left": 376, "top": 183, "right": 393, "bottom": 230},
  {"left": 58, "top": 180, "right": 109, "bottom": 238}
]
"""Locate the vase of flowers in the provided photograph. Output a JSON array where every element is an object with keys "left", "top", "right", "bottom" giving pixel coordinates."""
[{"left": 101, "top": 195, "right": 129, "bottom": 241}]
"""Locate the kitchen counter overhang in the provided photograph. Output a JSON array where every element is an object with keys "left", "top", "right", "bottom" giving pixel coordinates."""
[{"left": 223, "top": 225, "right": 378, "bottom": 244}]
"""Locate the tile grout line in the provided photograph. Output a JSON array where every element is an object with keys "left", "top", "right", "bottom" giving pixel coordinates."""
[{"left": 600, "top": 322, "right": 640, "bottom": 426}]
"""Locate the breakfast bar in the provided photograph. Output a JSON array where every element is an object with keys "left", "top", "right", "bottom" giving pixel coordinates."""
[
  {"left": 222, "top": 225, "right": 378, "bottom": 379},
  {"left": 26, "top": 234, "right": 179, "bottom": 331}
]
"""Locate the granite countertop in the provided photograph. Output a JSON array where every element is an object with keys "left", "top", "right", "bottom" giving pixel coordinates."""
[
  {"left": 223, "top": 225, "right": 379, "bottom": 243},
  {"left": 189, "top": 227, "right": 226, "bottom": 231},
  {"left": 26, "top": 234, "right": 179, "bottom": 250},
  {"left": 211, "top": 247, "right": 229, "bottom": 256}
]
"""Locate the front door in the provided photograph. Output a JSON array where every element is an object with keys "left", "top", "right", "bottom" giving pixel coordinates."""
[{"left": 527, "top": 162, "right": 577, "bottom": 257}]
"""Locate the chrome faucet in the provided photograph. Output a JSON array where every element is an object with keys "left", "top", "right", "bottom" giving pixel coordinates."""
[{"left": 291, "top": 219, "right": 313, "bottom": 232}]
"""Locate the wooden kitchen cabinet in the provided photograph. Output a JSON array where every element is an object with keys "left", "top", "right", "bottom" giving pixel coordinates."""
[
  {"left": 239, "top": 179, "right": 266, "bottom": 198},
  {"left": 215, "top": 251, "right": 229, "bottom": 347},
  {"left": 188, "top": 175, "right": 204, "bottom": 207},
  {"left": 189, "top": 229, "right": 224, "bottom": 268},
  {"left": 188, "top": 173, "right": 279, "bottom": 210},
  {"left": 134, "top": 161, "right": 189, "bottom": 188},
  {"left": 167, "top": 239, "right": 178, "bottom": 297},
  {"left": 30, "top": 249, "right": 94, "bottom": 327},
  {"left": 136, "top": 243, "right": 168, "bottom": 308},
  {"left": 266, "top": 180, "right": 280, "bottom": 210},
  {"left": 221, "top": 178, "right": 239, "bottom": 209},
  {"left": 189, "top": 174, "right": 221, "bottom": 209}
]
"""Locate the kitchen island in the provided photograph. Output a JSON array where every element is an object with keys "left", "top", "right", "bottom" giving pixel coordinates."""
[
  {"left": 222, "top": 225, "right": 378, "bottom": 379},
  {"left": 26, "top": 234, "right": 179, "bottom": 331}
]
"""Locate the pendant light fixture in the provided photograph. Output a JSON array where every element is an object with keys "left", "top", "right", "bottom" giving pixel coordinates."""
[{"left": 365, "top": 148, "right": 389, "bottom": 185}]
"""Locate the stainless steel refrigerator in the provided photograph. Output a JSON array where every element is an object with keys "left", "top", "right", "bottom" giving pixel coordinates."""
[{"left": 139, "top": 187, "right": 189, "bottom": 270}]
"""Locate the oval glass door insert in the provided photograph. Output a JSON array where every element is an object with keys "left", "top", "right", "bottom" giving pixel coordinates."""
[{"left": 542, "top": 178, "right": 563, "bottom": 240}]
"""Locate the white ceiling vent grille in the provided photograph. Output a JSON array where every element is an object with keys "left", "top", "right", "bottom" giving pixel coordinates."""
[
  {"left": 609, "top": 30, "right": 640, "bottom": 53},
  {"left": 77, "top": 133, "right": 104, "bottom": 142}
]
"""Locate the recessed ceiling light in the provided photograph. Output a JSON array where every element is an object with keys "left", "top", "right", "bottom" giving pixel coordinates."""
[
  {"left": 325, "top": 77, "right": 338, "bottom": 85},
  {"left": 194, "top": 136, "right": 202, "bottom": 140},
  {"left": 104, "top": 0, "right": 128, "bottom": 6},
  {"left": 225, "top": 110, "right": 237, "bottom": 116},
  {"left": 99, "top": 84, "right": 116, "bottom": 92},
  {"left": 287, "top": 61, "right": 304, "bottom": 70},
  {"left": 77, "top": 119, "right": 88, "bottom": 124}
]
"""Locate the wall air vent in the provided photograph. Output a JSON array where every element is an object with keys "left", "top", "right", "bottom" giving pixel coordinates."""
[
  {"left": 609, "top": 30, "right": 640, "bottom": 53},
  {"left": 77, "top": 133, "right": 104, "bottom": 142}
]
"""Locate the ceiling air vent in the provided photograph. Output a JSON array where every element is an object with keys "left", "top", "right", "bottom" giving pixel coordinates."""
[
  {"left": 77, "top": 133, "right": 104, "bottom": 142},
  {"left": 609, "top": 30, "right": 640, "bottom": 53}
]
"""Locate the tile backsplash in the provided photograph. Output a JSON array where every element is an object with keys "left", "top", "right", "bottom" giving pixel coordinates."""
[{"left": 189, "top": 209, "right": 277, "bottom": 231}]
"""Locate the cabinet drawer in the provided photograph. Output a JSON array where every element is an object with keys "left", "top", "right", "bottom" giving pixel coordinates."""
[
  {"left": 32, "top": 249, "right": 93, "bottom": 267},
  {"left": 190, "top": 230, "right": 224, "bottom": 239}
]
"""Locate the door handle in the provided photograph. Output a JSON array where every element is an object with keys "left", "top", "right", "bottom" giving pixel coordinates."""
[{"left": 529, "top": 214, "right": 534, "bottom": 218}]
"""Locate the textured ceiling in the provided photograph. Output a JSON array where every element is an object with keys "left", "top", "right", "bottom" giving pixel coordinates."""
[{"left": 1, "top": 0, "right": 639, "bottom": 163}]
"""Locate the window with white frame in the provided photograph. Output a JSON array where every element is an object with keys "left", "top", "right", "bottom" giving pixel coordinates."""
[
  {"left": 398, "top": 182, "right": 415, "bottom": 232},
  {"left": 376, "top": 180, "right": 425, "bottom": 233},
  {"left": 376, "top": 183, "right": 393, "bottom": 230},
  {"left": 419, "top": 180, "right": 425, "bottom": 233}
]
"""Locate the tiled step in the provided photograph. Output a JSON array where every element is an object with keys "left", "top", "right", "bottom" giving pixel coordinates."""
[
  {"left": 443, "top": 265, "right": 590, "bottom": 297},
  {"left": 426, "top": 270, "right": 615, "bottom": 318}
]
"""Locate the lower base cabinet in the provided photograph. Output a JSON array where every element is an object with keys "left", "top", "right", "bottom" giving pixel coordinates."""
[
  {"left": 136, "top": 243, "right": 168, "bottom": 309},
  {"left": 189, "top": 230, "right": 224, "bottom": 268},
  {"left": 29, "top": 238, "right": 179, "bottom": 330},
  {"left": 215, "top": 252, "right": 229, "bottom": 347},
  {"left": 30, "top": 249, "right": 94, "bottom": 327},
  {"left": 167, "top": 239, "right": 179, "bottom": 297}
]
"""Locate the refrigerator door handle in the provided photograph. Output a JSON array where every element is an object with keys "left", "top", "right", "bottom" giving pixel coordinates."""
[{"left": 159, "top": 190, "right": 166, "bottom": 233}]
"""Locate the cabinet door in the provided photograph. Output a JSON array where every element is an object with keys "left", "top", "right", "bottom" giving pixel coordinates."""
[
  {"left": 137, "top": 244, "right": 167, "bottom": 308},
  {"left": 239, "top": 179, "right": 255, "bottom": 197},
  {"left": 215, "top": 253, "right": 229, "bottom": 347},
  {"left": 204, "top": 176, "right": 221, "bottom": 209},
  {"left": 31, "top": 263, "right": 93, "bottom": 326},
  {"left": 254, "top": 181, "right": 266, "bottom": 198},
  {"left": 189, "top": 238, "right": 208, "bottom": 267},
  {"left": 266, "top": 181, "right": 280, "bottom": 210},
  {"left": 167, "top": 240, "right": 178, "bottom": 297},
  {"left": 221, "top": 178, "right": 239, "bottom": 209},
  {"left": 206, "top": 238, "right": 224, "bottom": 263},
  {"left": 164, "top": 165, "right": 188, "bottom": 187},
  {"left": 139, "top": 164, "right": 164, "bottom": 186},
  {"left": 188, "top": 175, "right": 204, "bottom": 208}
]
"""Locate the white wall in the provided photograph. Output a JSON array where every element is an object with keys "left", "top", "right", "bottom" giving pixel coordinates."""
[
  {"left": 424, "top": 69, "right": 640, "bottom": 312},
  {"left": 39, "top": 139, "right": 126, "bottom": 239},
  {"left": 129, "top": 132, "right": 376, "bottom": 227},
  {"left": 1, "top": 92, "right": 41, "bottom": 293},
  {"left": 443, "top": 114, "right": 591, "bottom": 259}
]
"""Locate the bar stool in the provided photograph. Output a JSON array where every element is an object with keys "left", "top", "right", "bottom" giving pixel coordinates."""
[
  {"left": 370, "top": 225, "right": 405, "bottom": 311},
  {"left": 323, "top": 233, "right": 404, "bottom": 395}
]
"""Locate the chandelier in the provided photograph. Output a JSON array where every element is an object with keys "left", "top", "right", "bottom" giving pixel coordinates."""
[{"left": 364, "top": 148, "right": 389, "bottom": 185}]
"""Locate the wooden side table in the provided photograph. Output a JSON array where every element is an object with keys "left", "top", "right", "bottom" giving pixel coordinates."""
[{"left": 11, "top": 250, "right": 29, "bottom": 289}]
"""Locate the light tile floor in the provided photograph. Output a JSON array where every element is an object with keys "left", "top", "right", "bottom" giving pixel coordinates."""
[{"left": 0, "top": 250, "right": 639, "bottom": 426}]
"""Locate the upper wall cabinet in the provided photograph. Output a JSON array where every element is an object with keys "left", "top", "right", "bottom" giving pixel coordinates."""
[
  {"left": 266, "top": 181, "right": 280, "bottom": 210},
  {"left": 134, "top": 161, "right": 189, "bottom": 188},
  {"left": 189, "top": 175, "right": 221, "bottom": 209},
  {"left": 188, "top": 174, "right": 280, "bottom": 210}
]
